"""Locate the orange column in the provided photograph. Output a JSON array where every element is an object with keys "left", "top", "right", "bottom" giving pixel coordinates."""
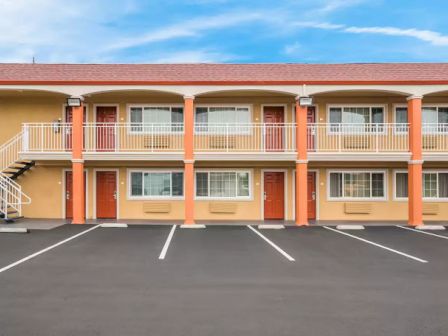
[
  {"left": 71, "top": 100, "right": 85, "bottom": 224},
  {"left": 407, "top": 96, "right": 423, "bottom": 227},
  {"left": 184, "top": 96, "right": 195, "bottom": 225},
  {"left": 295, "top": 97, "right": 308, "bottom": 226}
]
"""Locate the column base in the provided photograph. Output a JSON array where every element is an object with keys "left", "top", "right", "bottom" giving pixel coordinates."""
[{"left": 295, "top": 221, "right": 309, "bottom": 227}]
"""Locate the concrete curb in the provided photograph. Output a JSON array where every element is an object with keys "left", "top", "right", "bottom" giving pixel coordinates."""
[
  {"left": 336, "top": 225, "right": 365, "bottom": 230},
  {"left": 180, "top": 224, "right": 206, "bottom": 229},
  {"left": 416, "top": 225, "right": 445, "bottom": 231},
  {"left": 0, "top": 227, "right": 29, "bottom": 233},
  {"left": 100, "top": 223, "right": 128, "bottom": 228},
  {"left": 258, "top": 225, "right": 285, "bottom": 230}
]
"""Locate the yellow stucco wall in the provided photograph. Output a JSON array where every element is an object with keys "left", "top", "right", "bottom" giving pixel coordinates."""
[
  {"left": 1, "top": 92, "right": 446, "bottom": 222},
  {"left": 316, "top": 166, "right": 448, "bottom": 222},
  {"left": 16, "top": 162, "right": 448, "bottom": 222}
]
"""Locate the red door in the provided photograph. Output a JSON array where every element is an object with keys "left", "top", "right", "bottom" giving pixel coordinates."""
[
  {"left": 96, "top": 106, "right": 117, "bottom": 152},
  {"left": 65, "top": 106, "right": 87, "bottom": 151},
  {"left": 264, "top": 172, "right": 284, "bottom": 220},
  {"left": 307, "top": 172, "right": 316, "bottom": 220},
  {"left": 96, "top": 171, "right": 117, "bottom": 219},
  {"left": 307, "top": 106, "right": 316, "bottom": 151},
  {"left": 264, "top": 107, "right": 284, "bottom": 151},
  {"left": 65, "top": 171, "right": 86, "bottom": 219}
]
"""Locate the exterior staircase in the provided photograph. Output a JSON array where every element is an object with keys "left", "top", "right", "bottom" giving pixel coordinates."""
[{"left": 0, "top": 132, "right": 32, "bottom": 222}]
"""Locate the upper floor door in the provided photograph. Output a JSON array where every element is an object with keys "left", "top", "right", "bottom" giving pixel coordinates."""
[
  {"left": 65, "top": 106, "right": 87, "bottom": 151},
  {"left": 263, "top": 106, "right": 285, "bottom": 151},
  {"left": 307, "top": 106, "right": 316, "bottom": 151},
  {"left": 96, "top": 106, "right": 117, "bottom": 152}
]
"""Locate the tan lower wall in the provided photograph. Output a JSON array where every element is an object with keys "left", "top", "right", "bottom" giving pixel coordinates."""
[
  {"left": 20, "top": 165, "right": 64, "bottom": 218},
  {"left": 317, "top": 168, "right": 448, "bottom": 222},
  {"left": 17, "top": 163, "right": 448, "bottom": 222}
]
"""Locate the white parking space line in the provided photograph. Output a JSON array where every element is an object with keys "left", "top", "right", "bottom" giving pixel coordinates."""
[
  {"left": 0, "top": 225, "right": 101, "bottom": 274},
  {"left": 323, "top": 226, "right": 428, "bottom": 264},
  {"left": 159, "top": 225, "right": 177, "bottom": 260},
  {"left": 247, "top": 225, "right": 295, "bottom": 262},
  {"left": 396, "top": 225, "right": 448, "bottom": 240}
]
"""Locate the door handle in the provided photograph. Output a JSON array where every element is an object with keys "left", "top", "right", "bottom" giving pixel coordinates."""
[
  {"left": 66, "top": 191, "right": 70, "bottom": 200},
  {"left": 264, "top": 192, "right": 267, "bottom": 201},
  {"left": 113, "top": 191, "right": 117, "bottom": 200},
  {"left": 311, "top": 191, "right": 316, "bottom": 200}
]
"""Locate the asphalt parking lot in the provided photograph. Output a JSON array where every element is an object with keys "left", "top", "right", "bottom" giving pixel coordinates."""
[{"left": 0, "top": 224, "right": 447, "bottom": 336}]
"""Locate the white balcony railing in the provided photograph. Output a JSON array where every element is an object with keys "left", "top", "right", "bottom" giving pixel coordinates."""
[
  {"left": 422, "top": 123, "right": 448, "bottom": 151},
  {"left": 307, "top": 123, "right": 410, "bottom": 152},
  {"left": 83, "top": 123, "right": 184, "bottom": 152},
  {"left": 22, "top": 123, "right": 73, "bottom": 152},
  {"left": 194, "top": 123, "right": 297, "bottom": 152},
  {"left": 18, "top": 122, "right": 448, "bottom": 155}
]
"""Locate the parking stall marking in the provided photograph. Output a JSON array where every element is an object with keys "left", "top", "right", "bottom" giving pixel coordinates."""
[
  {"left": 323, "top": 226, "right": 428, "bottom": 264},
  {"left": 0, "top": 225, "right": 101, "bottom": 274},
  {"left": 159, "top": 225, "right": 177, "bottom": 260},
  {"left": 396, "top": 225, "right": 448, "bottom": 240},
  {"left": 247, "top": 225, "right": 295, "bottom": 262}
]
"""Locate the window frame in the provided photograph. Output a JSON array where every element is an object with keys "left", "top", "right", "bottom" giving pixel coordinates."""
[
  {"left": 194, "top": 104, "right": 253, "bottom": 135},
  {"left": 326, "top": 104, "right": 388, "bottom": 135},
  {"left": 393, "top": 104, "right": 448, "bottom": 135},
  {"left": 327, "top": 169, "right": 388, "bottom": 201},
  {"left": 126, "top": 104, "right": 184, "bottom": 134},
  {"left": 127, "top": 169, "right": 184, "bottom": 200},
  {"left": 194, "top": 169, "right": 253, "bottom": 201},
  {"left": 393, "top": 170, "right": 448, "bottom": 202}
]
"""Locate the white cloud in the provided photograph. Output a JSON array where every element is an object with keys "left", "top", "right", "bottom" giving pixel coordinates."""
[
  {"left": 316, "top": 0, "right": 367, "bottom": 14},
  {"left": 104, "top": 11, "right": 265, "bottom": 51},
  {"left": 283, "top": 42, "right": 301, "bottom": 55},
  {"left": 147, "top": 50, "right": 235, "bottom": 63},
  {"left": 344, "top": 26, "right": 448, "bottom": 46},
  {"left": 292, "top": 21, "right": 448, "bottom": 47}
]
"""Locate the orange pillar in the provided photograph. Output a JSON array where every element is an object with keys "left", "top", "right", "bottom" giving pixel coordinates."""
[
  {"left": 295, "top": 97, "right": 308, "bottom": 226},
  {"left": 184, "top": 96, "right": 195, "bottom": 225},
  {"left": 71, "top": 100, "right": 85, "bottom": 224},
  {"left": 407, "top": 96, "right": 423, "bottom": 227}
]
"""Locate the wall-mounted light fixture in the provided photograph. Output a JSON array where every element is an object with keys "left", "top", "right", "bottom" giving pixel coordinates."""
[
  {"left": 66, "top": 97, "right": 83, "bottom": 107},
  {"left": 299, "top": 97, "right": 313, "bottom": 107}
]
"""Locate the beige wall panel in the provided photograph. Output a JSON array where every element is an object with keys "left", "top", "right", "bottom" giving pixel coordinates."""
[
  {"left": 0, "top": 96, "right": 66, "bottom": 144},
  {"left": 19, "top": 165, "right": 64, "bottom": 219}
]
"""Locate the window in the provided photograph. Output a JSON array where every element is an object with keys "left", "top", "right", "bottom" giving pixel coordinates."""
[
  {"left": 329, "top": 106, "right": 385, "bottom": 133},
  {"left": 395, "top": 106, "right": 448, "bottom": 133},
  {"left": 394, "top": 171, "right": 448, "bottom": 199},
  {"left": 129, "top": 171, "right": 183, "bottom": 198},
  {"left": 195, "top": 171, "right": 251, "bottom": 199},
  {"left": 129, "top": 106, "right": 183, "bottom": 133},
  {"left": 394, "top": 107, "right": 409, "bottom": 133},
  {"left": 329, "top": 171, "right": 386, "bottom": 199},
  {"left": 195, "top": 106, "right": 251, "bottom": 134}
]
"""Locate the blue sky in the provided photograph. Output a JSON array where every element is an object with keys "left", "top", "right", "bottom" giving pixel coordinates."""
[{"left": 1, "top": 0, "right": 448, "bottom": 63}]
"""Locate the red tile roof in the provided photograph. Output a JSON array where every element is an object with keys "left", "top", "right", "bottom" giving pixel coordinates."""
[{"left": 0, "top": 63, "right": 448, "bottom": 84}]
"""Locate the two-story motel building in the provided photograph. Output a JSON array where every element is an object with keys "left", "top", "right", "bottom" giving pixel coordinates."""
[{"left": 0, "top": 63, "right": 447, "bottom": 226}]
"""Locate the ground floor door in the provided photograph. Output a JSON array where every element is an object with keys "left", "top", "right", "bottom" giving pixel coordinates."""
[
  {"left": 96, "top": 171, "right": 117, "bottom": 219},
  {"left": 307, "top": 172, "right": 317, "bottom": 220},
  {"left": 65, "top": 171, "right": 86, "bottom": 219},
  {"left": 264, "top": 172, "right": 285, "bottom": 220}
]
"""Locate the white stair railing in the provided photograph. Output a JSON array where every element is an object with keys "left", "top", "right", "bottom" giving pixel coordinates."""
[
  {"left": 0, "top": 132, "right": 23, "bottom": 172},
  {"left": 0, "top": 173, "right": 31, "bottom": 220}
]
